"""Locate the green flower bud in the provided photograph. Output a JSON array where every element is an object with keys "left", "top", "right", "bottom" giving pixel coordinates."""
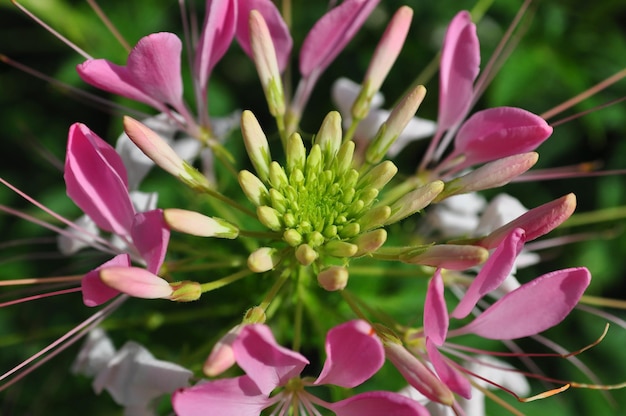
[
  {"left": 283, "top": 229, "right": 303, "bottom": 246},
  {"left": 295, "top": 244, "right": 318, "bottom": 266},
  {"left": 286, "top": 132, "right": 306, "bottom": 173},
  {"left": 352, "top": 229, "right": 387, "bottom": 256},
  {"left": 238, "top": 170, "right": 268, "bottom": 207},
  {"left": 386, "top": 180, "right": 444, "bottom": 224},
  {"left": 257, "top": 206, "right": 283, "bottom": 231},
  {"left": 169, "top": 281, "right": 202, "bottom": 302},
  {"left": 314, "top": 111, "right": 342, "bottom": 166},
  {"left": 248, "top": 247, "right": 280, "bottom": 272},
  {"left": 241, "top": 110, "right": 272, "bottom": 182},
  {"left": 323, "top": 240, "right": 358, "bottom": 258}
]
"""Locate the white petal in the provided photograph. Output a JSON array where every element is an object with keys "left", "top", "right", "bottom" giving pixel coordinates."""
[
  {"left": 93, "top": 341, "right": 192, "bottom": 407},
  {"left": 57, "top": 215, "right": 101, "bottom": 255},
  {"left": 71, "top": 328, "right": 116, "bottom": 377},
  {"left": 475, "top": 193, "right": 528, "bottom": 235}
]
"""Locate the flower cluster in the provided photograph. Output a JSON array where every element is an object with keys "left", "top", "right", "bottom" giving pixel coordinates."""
[{"left": 2, "top": 1, "right": 626, "bottom": 415}]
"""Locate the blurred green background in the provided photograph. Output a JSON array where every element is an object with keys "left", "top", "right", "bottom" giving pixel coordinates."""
[{"left": 1, "top": 0, "right": 626, "bottom": 414}]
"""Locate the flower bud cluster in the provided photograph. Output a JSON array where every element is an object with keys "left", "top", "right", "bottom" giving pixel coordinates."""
[{"left": 241, "top": 112, "right": 388, "bottom": 267}]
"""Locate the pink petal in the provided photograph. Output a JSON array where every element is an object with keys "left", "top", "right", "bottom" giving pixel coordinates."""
[
  {"left": 131, "top": 209, "right": 170, "bottom": 274},
  {"left": 314, "top": 320, "right": 384, "bottom": 388},
  {"left": 425, "top": 338, "right": 471, "bottom": 399},
  {"left": 453, "top": 107, "right": 553, "bottom": 166},
  {"left": 99, "top": 266, "right": 173, "bottom": 299},
  {"left": 452, "top": 228, "right": 525, "bottom": 319},
  {"left": 423, "top": 270, "right": 448, "bottom": 346},
  {"left": 65, "top": 123, "right": 135, "bottom": 237},
  {"left": 195, "top": 0, "right": 237, "bottom": 94},
  {"left": 126, "top": 33, "right": 184, "bottom": 109},
  {"left": 172, "top": 376, "right": 271, "bottom": 416},
  {"left": 300, "top": 0, "right": 380, "bottom": 77},
  {"left": 236, "top": 0, "right": 292, "bottom": 72},
  {"left": 81, "top": 254, "right": 131, "bottom": 307},
  {"left": 384, "top": 343, "right": 454, "bottom": 406},
  {"left": 330, "top": 391, "right": 430, "bottom": 416},
  {"left": 77, "top": 60, "right": 163, "bottom": 110},
  {"left": 233, "top": 324, "right": 308, "bottom": 395},
  {"left": 437, "top": 11, "right": 479, "bottom": 132},
  {"left": 78, "top": 33, "right": 184, "bottom": 111},
  {"left": 481, "top": 193, "right": 576, "bottom": 249},
  {"left": 451, "top": 267, "right": 591, "bottom": 340}
]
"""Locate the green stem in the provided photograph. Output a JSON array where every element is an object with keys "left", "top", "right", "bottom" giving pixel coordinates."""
[
  {"left": 562, "top": 206, "right": 626, "bottom": 228},
  {"left": 259, "top": 267, "right": 292, "bottom": 311},
  {"left": 200, "top": 269, "right": 253, "bottom": 293},
  {"left": 340, "top": 290, "right": 369, "bottom": 322},
  {"left": 343, "top": 117, "right": 360, "bottom": 143},
  {"left": 238, "top": 229, "right": 282, "bottom": 239},
  {"left": 202, "top": 187, "right": 257, "bottom": 218},
  {"left": 292, "top": 267, "right": 306, "bottom": 352}
]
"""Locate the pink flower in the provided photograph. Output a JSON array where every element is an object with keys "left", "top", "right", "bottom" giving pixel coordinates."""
[
  {"left": 65, "top": 123, "right": 170, "bottom": 306},
  {"left": 418, "top": 253, "right": 591, "bottom": 401},
  {"left": 77, "top": 33, "right": 187, "bottom": 118},
  {"left": 173, "top": 321, "right": 429, "bottom": 416},
  {"left": 421, "top": 11, "right": 552, "bottom": 174}
]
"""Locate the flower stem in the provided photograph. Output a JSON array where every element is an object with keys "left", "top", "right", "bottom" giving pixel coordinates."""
[{"left": 200, "top": 269, "right": 253, "bottom": 293}]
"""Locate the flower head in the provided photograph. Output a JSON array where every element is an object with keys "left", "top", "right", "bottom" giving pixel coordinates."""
[{"left": 173, "top": 320, "right": 429, "bottom": 415}]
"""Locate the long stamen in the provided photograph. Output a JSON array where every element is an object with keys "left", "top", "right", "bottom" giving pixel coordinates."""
[
  {"left": 0, "top": 287, "right": 82, "bottom": 308},
  {"left": 0, "top": 55, "right": 150, "bottom": 119},
  {"left": 471, "top": 0, "right": 534, "bottom": 104},
  {"left": 0, "top": 178, "right": 118, "bottom": 254},
  {"left": 86, "top": 0, "right": 131, "bottom": 51},
  {"left": 0, "top": 295, "right": 126, "bottom": 391},
  {"left": 0, "top": 275, "right": 83, "bottom": 287},
  {"left": 541, "top": 67, "right": 626, "bottom": 120},
  {"left": 12, "top": 0, "right": 93, "bottom": 60}
]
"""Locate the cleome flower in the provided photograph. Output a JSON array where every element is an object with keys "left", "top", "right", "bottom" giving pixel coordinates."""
[{"left": 172, "top": 320, "right": 429, "bottom": 416}]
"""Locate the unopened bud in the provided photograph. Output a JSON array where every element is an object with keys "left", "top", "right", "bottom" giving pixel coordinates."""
[
  {"left": 268, "top": 162, "right": 289, "bottom": 189},
  {"left": 283, "top": 229, "right": 303, "bottom": 246},
  {"left": 366, "top": 85, "right": 427, "bottom": 164},
  {"left": 335, "top": 140, "right": 355, "bottom": 175},
  {"left": 242, "top": 110, "right": 272, "bottom": 182},
  {"left": 317, "top": 266, "right": 349, "bottom": 291},
  {"left": 386, "top": 181, "right": 444, "bottom": 224},
  {"left": 383, "top": 341, "right": 454, "bottom": 406},
  {"left": 400, "top": 244, "right": 489, "bottom": 270},
  {"left": 169, "top": 280, "right": 202, "bottom": 302},
  {"left": 357, "top": 205, "right": 391, "bottom": 231},
  {"left": 248, "top": 247, "right": 280, "bottom": 272},
  {"left": 286, "top": 132, "right": 306, "bottom": 173},
  {"left": 314, "top": 111, "right": 342, "bottom": 165},
  {"left": 257, "top": 206, "right": 283, "bottom": 231},
  {"left": 123, "top": 116, "right": 209, "bottom": 190},
  {"left": 249, "top": 11, "right": 285, "bottom": 117},
  {"left": 295, "top": 243, "right": 318, "bottom": 266},
  {"left": 203, "top": 325, "right": 242, "bottom": 377},
  {"left": 243, "top": 306, "right": 267, "bottom": 324},
  {"left": 480, "top": 193, "right": 577, "bottom": 249},
  {"left": 100, "top": 266, "right": 173, "bottom": 299},
  {"left": 238, "top": 170, "right": 269, "bottom": 206},
  {"left": 436, "top": 152, "right": 539, "bottom": 201},
  {"left": 164, "top": 209, "right": 238, "bottom": 239},
  {"left": 323, "top": 240, "right": 358, "bottom": 258},
  {"left": 352, "top": 229, "right": 387, "bottom": 256},
  {"left": 358, "top": 161, "right": 398, "bottom": 190},
  {"left": 355, "top": 6, "right": 413, "bottom": 120}
]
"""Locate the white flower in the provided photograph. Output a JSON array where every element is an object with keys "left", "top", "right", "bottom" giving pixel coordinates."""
[{"left": 73, "top": 329, "right": 192, "bottom": 416}]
